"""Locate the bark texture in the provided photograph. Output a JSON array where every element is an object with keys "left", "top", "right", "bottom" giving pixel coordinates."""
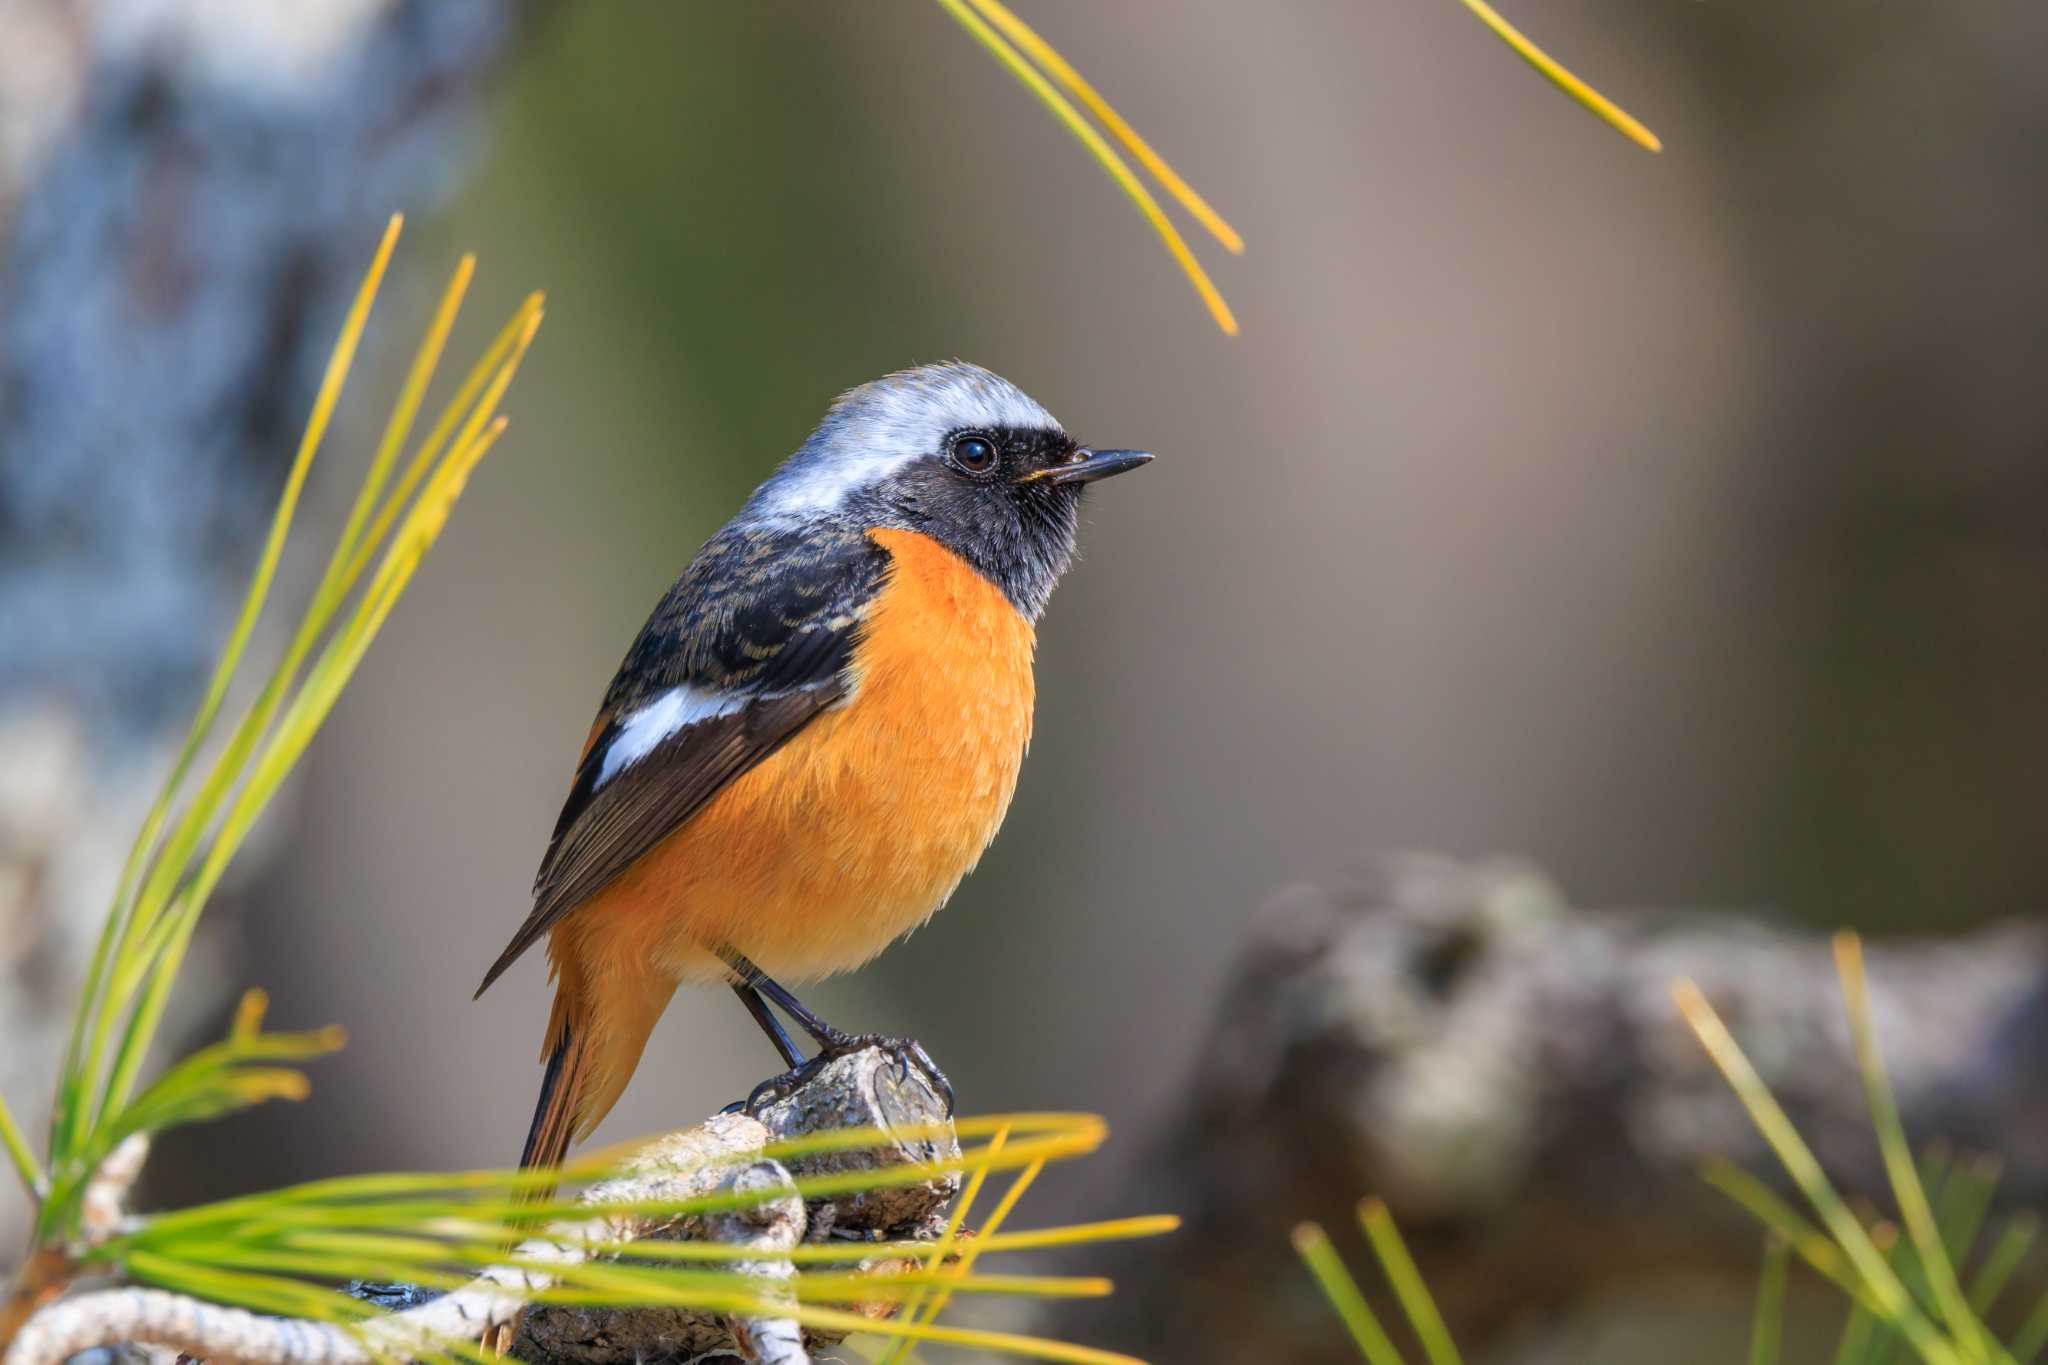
[{"left": 0, "top": 0, "right": 522, "bottom": 1255}]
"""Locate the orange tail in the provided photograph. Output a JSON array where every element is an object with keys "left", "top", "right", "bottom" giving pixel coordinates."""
[
  {"left": 520, "top": 1012, "right": 591, "bottom": 1177},
  {"left": 489, "top": 994, "right": 593, "bottom": 1354},
  {"left": 517, "top": 940, "right": 677, "bottom": 1184},
  {"left": 491, "top": 941, "right": 673, "bottom": 1353}
]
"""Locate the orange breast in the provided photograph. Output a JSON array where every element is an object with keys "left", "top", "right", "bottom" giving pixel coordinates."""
[{"left": 559, "top": 527, "right": 1036, "bottom": 987}]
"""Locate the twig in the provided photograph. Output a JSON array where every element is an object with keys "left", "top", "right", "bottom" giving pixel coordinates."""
[
  {"left": 715, "top": 1162, "right": 807, "bottom": 1365},
  {"left": 80, "top": 1135, "right": 149, "bottom": 1247},
  {"left": 0, "top": 1132, "right": 152, "bottom": 1345},
  {"left": 6, "top": 1047, "right": 957, "bottom": 1365}
]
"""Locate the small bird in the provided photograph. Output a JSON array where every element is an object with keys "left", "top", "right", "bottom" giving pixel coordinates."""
[{"left": 475, "top": 361, "right": 1151, "bottom": 1172}]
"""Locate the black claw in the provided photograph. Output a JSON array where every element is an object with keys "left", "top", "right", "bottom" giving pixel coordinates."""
[
  {"left": 739, "top": 1034, "right": 955, "bottom": 1117},
  {"left": 856, "top": 1035, "right": 953, "bottom": 1115}
]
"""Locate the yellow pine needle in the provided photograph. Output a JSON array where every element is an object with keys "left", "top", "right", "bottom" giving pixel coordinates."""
[
  {"left": 757, "top": 1110, "right": 1103, "bottom": 1160},
  {"left": 338, "top": 291, "right": 545, "bottom": 590},
  {"left": 216, "top": 1069, "right": 313, "bottom": 1105},
  {"left": 776, "top": 1135, "right": 1100, "bottom": 1208},
  {"left": 1672, "top": 979, "right": 1965, "bottom": 1365},
  {"left": 1833, "top": 934, "right": 1992, "bottom": 1359},
  {"left": 960, "top": 0, "right": 1242, "bottom": 253},
  {"left": 933, "top": 0, "right": 1238, "bottom": 336},
  {"left": 328, "top": 254, "right": 477, "bottom": 576},
  {"left": 1969, "top": 1214, "right": 2039, "bottom": 1317},
  {"left": 229, "top": 988, "right": 271, "bottom": 1040},
  {"left": 1359, "top": 1197, "right": 1462, "bottom": 1365},
  {"left": 273, "top": 1229, "right": 478, "bottom": 1263},
  {"left": 1701, "top": 1159, "right": 1868, "bottom": 1304},
  {"left": 125, "top": 1250, "right": 379, "bottom": 1322},
  {"left": 281, "top": 1213, "right": 1177, "bottom": 1268},
  {"left": 579, "top": 1212, "right": 1175, "bottom": 1269},
  {"left": 96, "top": 408, "right": 517, "bottom": 1126},
  {"left": 142, "top": 1244, "right": 480, "bottom": 1291},
  {"left": 67, "top": 215, "right": 404, "bottom": 1161},
  {"left": 518, "top": 1261, "right": 1144, "bottom": 1364},
  {"left": 1292, "top": 1221, "right": 1404, "bottom": 1365},
  {"left": 92, "top": 224, "right": 408, "bottom": 1128},
  {"left": 1454, "top": 0, "right": 1661, "bottom": 152},
  {"left": 137, "top": 1115, "right": 1107, "bottom": 1237},
  {"left": 795, "top": 1272, "right": 1112, "bottom": 1303},
  {"left": 112, "top": 1105, "right": 1165, "bottom": 1365},
  {"left": 795, "top": 1300, "right": 1147, "bottom": 1365},
  {"left": 970, "top": 1214, "right": 1179, "bottom": 1254},
  {"left": 253, "top": 379, "right": 525, "bottom": 816},
  {"left": 911, "top": 1157, "right": 1046, "bottom": 1335},
  {"left": 117, "top": 213, "right": 404, "bottom": 948},
  {"left": 101, "top": 304, "right": 532, "bottom": 1129},
  {"left": 0, "top": 1092, "right": 40, "bottom": 1193},
  {"left": 877, "top": 1126, "right": 1007, "bottom": 1365},
  {"left": 165, "top": 1225, "right": 1113, "bottom": 1307},
  {"left": 152, "top": 1251, "right": 1105, "bottom": 1309}
]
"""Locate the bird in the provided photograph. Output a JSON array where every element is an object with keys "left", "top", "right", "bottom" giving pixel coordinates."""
[{"left": 474, "top": 360, "right": 1152, "bottom": 1174}]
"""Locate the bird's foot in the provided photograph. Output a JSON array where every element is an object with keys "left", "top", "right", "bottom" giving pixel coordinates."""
[{"left": 739, "top": 1034, "right": 954, "bottom": 1117}]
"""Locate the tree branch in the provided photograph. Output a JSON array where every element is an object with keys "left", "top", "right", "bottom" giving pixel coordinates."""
[
  {"left": 1065, "top": 853, "right": 2048, "bottom": 1362},
  {"left": 5, "top": 1047, "right": 957, "bottom": 1365}
]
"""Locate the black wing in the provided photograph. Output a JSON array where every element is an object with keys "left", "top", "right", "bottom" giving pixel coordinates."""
[{"left": 474, "top": 523, "right": 889, "bottom": 997}]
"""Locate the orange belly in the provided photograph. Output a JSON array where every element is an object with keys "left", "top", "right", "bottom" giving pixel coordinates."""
[{"left": 554, "top": 527, "right": 1036, "bottom": 989}]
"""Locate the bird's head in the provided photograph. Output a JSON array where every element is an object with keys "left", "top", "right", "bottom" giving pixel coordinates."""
[{"left": 741, "top": 361, "right": 1151, "bottom": 619}]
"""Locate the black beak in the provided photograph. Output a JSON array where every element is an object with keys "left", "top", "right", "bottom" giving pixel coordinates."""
[{"left": 1044, "top": 448, "right": 1154, "bottom": 486}]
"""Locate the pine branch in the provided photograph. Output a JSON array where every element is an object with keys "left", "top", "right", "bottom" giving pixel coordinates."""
[{"left": 6, "top": 1048, "right": 957, "bottom": 1365}]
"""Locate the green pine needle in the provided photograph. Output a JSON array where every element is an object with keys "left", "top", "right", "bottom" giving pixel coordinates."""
[
  {"left": 1751, "top": 1236, "right": 1789, "bottom": 1365},
  {"left": 1968, "top": 1214, "right": 2039, "bottom": 1319},
  {"left": 31, "top": 220, "right": 542, "bottom": 1247},
  {"left": 1675, "top": 977, "right": 1969, "bottom": 1365},
  {"left": 1358, "top": 1199, "right": 1462, "bottom": 1365},
  {"left": 0, "top": 1092, "right": 41, "bottom": 1195},
  {"left": 1294, "top": 1221, "right": 1408, "bottom": 1365},
  {"left": 1835, "top": 935, "right": 1994, "bottom": 1360},
  {"left": 2010, "top": 1293, "right": 2048, "bottom": 1365},
  {"left": 1682, "top": 941, "right": 2048, "bottom": 1365}
]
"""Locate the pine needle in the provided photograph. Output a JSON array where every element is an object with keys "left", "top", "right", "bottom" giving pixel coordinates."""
[
  {"left": 960, "top": 0, "right": 1242, "bottom": 252},
  {"left": 0, "top": 1092, "right": 41, "bottom": 1194},
  {"left": 933, "top": 0, "right": 1239, "bottom": 335},
  {"left": 1453, "top": 0, "right": 1661, "bottom": 151},
  {"left": 1675, "top": 978, "right": 1969, "bottom": 1365},
  {"left": 1293, "top": 1221, "right": 1406, "bottom": 1365},
  {"left": 1834, "top": 934, "right": 1995, "bottom": 1361},
  {"left": 1359, "top": 1198, "right": 1462, "bottom": 1365}
]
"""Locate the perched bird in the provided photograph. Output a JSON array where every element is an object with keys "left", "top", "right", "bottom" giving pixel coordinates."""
[{"left": 475, "top": 361, "right": 1151, "bottom": 1172}]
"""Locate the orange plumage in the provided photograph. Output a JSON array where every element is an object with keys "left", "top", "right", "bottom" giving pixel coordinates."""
[
  {"left": 539, "top": 528, "right": 1035, "bottom": 1147},
  {"left": 492, "top": 360, "right": 1153, "bottom": 1184}
]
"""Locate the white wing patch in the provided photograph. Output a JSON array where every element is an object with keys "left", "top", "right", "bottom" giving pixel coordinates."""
[{"left": 596, "top": 684, "right": 746, "bottom": 788}]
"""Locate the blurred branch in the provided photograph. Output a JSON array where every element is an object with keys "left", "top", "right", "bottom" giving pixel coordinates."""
[
  {"left": 1070, "top": 855, "right": 2048, "bottom": 1362},
  {"left": 6, "top": 1047, "right": 959, "bottom": 1365},
  {"left": 0, "top": 0, "right": 521, "bottom": 727},
  {"left": 0, "top": 0, "right": 524, "bottom": 1254}
]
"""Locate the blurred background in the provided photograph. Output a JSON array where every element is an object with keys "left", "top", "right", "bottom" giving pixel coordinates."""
[{"left": 3, "top": 1, "right": 2045, "bottom": 1361}]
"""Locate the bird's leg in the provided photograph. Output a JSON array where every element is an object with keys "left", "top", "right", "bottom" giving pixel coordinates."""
[
  {"left": 731, "top": 982, "right": 805, "bottom": 1069},
  {"left": 719, "top": 948, "right": 954, "bottom": 1114}
]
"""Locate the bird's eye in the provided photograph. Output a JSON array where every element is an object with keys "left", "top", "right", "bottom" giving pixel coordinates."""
[{"left": 950, "top": 434, "right": 998, "bottom": 474}]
